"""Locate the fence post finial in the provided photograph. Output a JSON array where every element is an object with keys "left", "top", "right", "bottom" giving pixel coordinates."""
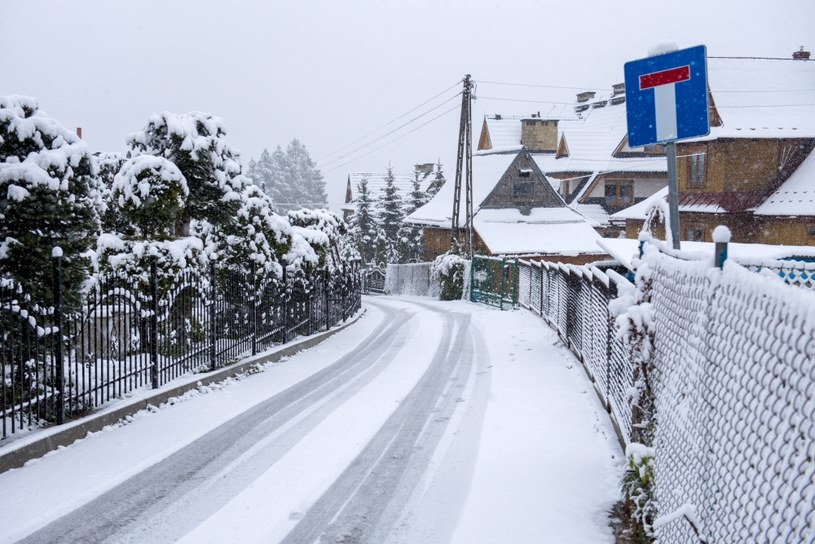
[{"left": 712, "top": 225, "right": 731, "bottom": 269}]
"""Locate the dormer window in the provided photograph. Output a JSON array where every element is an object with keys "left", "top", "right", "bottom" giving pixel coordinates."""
[{"left": 518, "top": 168, "right": 533, "bottom": 177}]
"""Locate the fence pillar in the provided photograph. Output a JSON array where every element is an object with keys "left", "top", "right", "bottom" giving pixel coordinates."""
[
  {"left": 149, "top": 256, "right": 159, "bottom": 389},
  {"left": 52, "top": 248, "right": 65, "bottom": 425},
  {"left": 209, "top": 261, "right": 217, "bottom": 371}
]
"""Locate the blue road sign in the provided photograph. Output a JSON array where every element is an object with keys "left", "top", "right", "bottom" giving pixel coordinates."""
[{"left": 624, "top": 45, "right": 709, "bottom": 147}]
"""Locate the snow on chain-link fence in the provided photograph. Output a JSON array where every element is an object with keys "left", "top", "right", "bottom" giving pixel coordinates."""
[
  {"left": 646, "top": 249, "right": 815, "bottom": 543},
  {"left": 1, "top": 256, "right": 362, "bottom": 439},
  {"left": 516, "top": 247, "right": 814, "bottom": 542}
]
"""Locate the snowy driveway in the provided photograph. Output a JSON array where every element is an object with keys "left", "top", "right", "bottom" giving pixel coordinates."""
[{"left": 1, "top": 297, "right": 622, "bottom": 543}]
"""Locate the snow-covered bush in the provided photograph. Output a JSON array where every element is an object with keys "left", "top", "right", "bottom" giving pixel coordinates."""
[
  {"left": 610, "top": 247, "right": 658, "bottom": 539},
  {"left": 125, "top": 111, "right": 245, "bottom": 235},
  {"left": 287, "top": 208, "right": 356, "bottom": 274},
  {"left": 431, "top": 252, "right": 467, "bottom": 301},
  {"left": 0, "top": 95, "right": 101, "bottom": 309},
  {"left": 197, "top": 182, "right": 292, "bottom": 281},
  {"left": 94, "top": 233, "right": 206, "bottom": 293},
  {"left": 111, "top": 155, "right": 188, "bottom": 240}
]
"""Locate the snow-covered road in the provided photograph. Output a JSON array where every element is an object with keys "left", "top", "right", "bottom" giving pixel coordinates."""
[{"left": 1, "top": 297, "right": 622, "bottom": 543}]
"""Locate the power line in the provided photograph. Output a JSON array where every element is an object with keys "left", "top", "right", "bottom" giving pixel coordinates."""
[
  {"left": 476, "top": 79, "right": 607, "bottom": 91},
  {"left": 316, "top": 79, "right": 463, "bottom": 164},
  {"left": 318, "top": 92, "right": 462, "bottom": 169},
  {"left": 477, "top": 96, "right": 581, "bottom": 106},
  {"left": 322, "top": 104, "right": 460, "bottom": 174}
]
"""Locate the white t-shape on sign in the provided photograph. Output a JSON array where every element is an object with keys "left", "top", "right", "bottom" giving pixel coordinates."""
[{"left": 639, "top": 65, "right": 691, "bottom": 141}]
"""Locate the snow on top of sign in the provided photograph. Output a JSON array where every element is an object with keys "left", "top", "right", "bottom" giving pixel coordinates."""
[
  {"left": 753, "top": 147, "right": 815, "bottom": 216},
  {"left": 700, "top": 57, "right": 815, "bottom": 139}
]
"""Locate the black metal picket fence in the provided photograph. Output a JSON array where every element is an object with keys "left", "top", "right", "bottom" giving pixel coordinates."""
[{"left": 1, "top": 257, "right": 361, "bottom": 439}]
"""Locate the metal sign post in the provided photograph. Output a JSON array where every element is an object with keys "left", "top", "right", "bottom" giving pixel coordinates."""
[{"left": 624, "top": 45, "right": 710, "bottom": 249}]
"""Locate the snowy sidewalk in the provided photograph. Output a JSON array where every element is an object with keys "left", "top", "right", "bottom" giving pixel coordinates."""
[{"left": 444, "top": 300, "right": 623, "bottom": 543}]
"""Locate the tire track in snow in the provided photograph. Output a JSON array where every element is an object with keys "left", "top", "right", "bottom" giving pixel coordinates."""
[
  {"left": 280, "top": 304, "right": 479, "bottom": 544},
  {"left": 15, "top": 303, "right": 418, "bottom": 544}
]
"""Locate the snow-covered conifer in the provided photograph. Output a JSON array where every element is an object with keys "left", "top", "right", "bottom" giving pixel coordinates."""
[
  {"left": 0, "top": 95, "right": 100, "bottom": 307},
  {"left": 125, "top": 112, "right": 244, "bottom": 235},
  {"left": 378, "top": 167, "right": 403, "bottom": 262},
  {"left": 110, "top": 155, "right": 188, "bottom": 240}
]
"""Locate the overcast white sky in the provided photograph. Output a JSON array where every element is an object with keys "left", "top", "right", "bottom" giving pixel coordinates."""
[{"left": 2, "top": 0, "right": 813, "bottom": 210}]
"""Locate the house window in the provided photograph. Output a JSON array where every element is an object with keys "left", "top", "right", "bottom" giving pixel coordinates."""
[
  {"left": 688, "top": 153, "right": 706, "bottom": 188},
  {"left": 604, "top": 180, "right": 634, "bottom": 207},
  {"left": 686, "top": 225, "right": 704, "bottom": 241},
  {"left": 808, "top": 225, "right": 815, "bottom": 237},
  {"left": 513, "top": 182, "right": 533, "bottom": 196}
]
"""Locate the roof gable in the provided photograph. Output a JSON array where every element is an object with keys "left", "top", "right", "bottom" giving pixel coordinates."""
[{"left": 480, "top": 150, "right": 566, "bottom": 210}]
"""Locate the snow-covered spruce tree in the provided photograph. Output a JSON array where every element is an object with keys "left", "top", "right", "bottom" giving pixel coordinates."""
[
  {"left": 125, "top": 112, "right": 244, "bottom": 236},
  {"left": 246, "top": 147, "right": 289, "bottom": 213},
  {"left": 0, "top": 95, "right": 101, "bottom": 309},
  {"left": 378, "top": 166, "right": 403, "bottom": 263},
  {"left": 348, "top": 177, "right": 384, "bottom": 266},
  {"left": 93, "top": 152, "right": 126, "bottom": 233},
  {"left": 284, "top": 139, "right": 327, "bottom": 211},
  {"left": 397, "top": 170, "right": 429, "bottom": 263},
  {"left": 425, "top": 159, "right": 446, "bottom": 199}
]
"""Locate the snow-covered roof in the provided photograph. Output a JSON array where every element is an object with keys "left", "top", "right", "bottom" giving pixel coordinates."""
[
  {"left": 405, "top": 153, "right": 517, "bottom": 227},
  {"left": 753, "top": 148, "right": 815, "bottom": 216},
  {"left": 474, "top": 208, "right": 604, "bottom": 256},
  {"left": 531, "top": 102, "right": 667, "bottom": 175},
  {"left": 571, "top": 203, "right": 611, "bottom": 226},
  {"left": 694, "top": 57, "right": 815, "bottom": 140},
  {"left": 611, "top": 187, "right": 668, "bottom": 221},
  {"left": 480, "top": 117, "right": 522, "bottom": 149}
]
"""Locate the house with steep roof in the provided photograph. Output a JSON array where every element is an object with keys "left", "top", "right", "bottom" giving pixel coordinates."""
[
  {"left": 405, "top": 148, "right": 605, "bottom": 263},
  {"left": 478, "top": 86, "right": 668, "bottom": 236},
  {"left": 613, "top": 51, "right": 815, "bottom": 245}
]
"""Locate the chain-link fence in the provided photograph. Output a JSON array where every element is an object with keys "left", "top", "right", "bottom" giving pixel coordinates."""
[
  {"left": 518, "top": 260, "right": 635, "bottom": 444},
  {"left": 518, "top": 247, "right": 815, "bottom": 541},
  {"left": 648, "top": 250, "right": 815, "bottom": 543}
]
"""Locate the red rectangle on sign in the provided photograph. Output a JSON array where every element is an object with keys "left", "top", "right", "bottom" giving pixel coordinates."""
[{"left": 639, "top": 65, "right": 690, "bottom": 90}]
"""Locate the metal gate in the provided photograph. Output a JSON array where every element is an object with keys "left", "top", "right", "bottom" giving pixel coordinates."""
[{"left": 469, "top": 256, "right": 518, "bottom": 309}]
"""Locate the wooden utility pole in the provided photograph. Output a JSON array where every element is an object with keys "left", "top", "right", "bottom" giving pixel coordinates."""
[{"left": 451, "top": 75, "right": 474, "bottom": 257}]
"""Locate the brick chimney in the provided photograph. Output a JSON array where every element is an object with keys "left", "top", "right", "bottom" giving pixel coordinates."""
[
  {"left": 792, "top": 46, "right": 811, "bottom": 60},
  {"left": 576, "top": 91, "right": 596, "bottom": 103},
  {"left": 521, "top": 117, "right": 558, "bottom": 152},
  {"left": 76, "top": 127, "right": 83, "bottom": 139}
]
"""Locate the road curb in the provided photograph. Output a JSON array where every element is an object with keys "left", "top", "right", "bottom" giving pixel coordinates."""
[{"left": 0, "top": 308, "right": 366, "bottom": 475}]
